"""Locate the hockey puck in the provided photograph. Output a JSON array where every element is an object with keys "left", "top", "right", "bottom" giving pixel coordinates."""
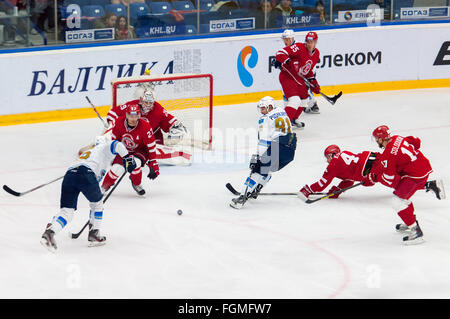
[{"left": 177, "top": 209, "right": 183, "bottom": 216}]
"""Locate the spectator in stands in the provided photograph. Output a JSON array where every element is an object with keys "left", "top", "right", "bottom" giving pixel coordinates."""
[
  {"left": 373, "top": 0, "right": 390, "bottom": 20},
  {"left": 115, "top": 15, "right": 136, "bottom": 40},
  {"left": 314, "top": 0, "right": 326, "bottom": 24},
  {"left": 94, "top": 12, "right": 118, "bottom": 29},
  {"left": 273, "top": 0, "right": 293, "bottom": 16},
  {"left": 111, "top": 0, "right": 145, "bottom": 7},
  {"left": 255, "top": 0, "right": 277, "bottom": 29},
  {"left": 30, "top": 0, "right": 57, "bottom": 33}
]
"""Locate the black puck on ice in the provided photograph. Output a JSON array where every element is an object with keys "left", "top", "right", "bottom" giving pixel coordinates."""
[{"left": 177, "top": 209, "right": 183, "bottom": 215}]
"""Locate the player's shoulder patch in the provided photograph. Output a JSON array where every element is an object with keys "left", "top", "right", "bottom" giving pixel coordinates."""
[{"left": 258, "top": 118, "right": 265, "bottom": 124}]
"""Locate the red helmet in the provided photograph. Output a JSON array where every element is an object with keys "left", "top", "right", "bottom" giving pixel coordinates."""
[
  {"left": 305, "top": 31, "right": 318, "bottom": 42},
  {"left": 324, "top": 144, "right": 340, "bottom": 158},
  {"left": 126, "top": 104, "right": 141, "bottom": 116},
  {"left": 372, "top": 125, "right": 390, "bottom": 140}
]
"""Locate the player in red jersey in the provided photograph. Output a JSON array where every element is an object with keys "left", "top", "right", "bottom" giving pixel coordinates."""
[
  {"left": 273, "top": 29, "right": 321, "bottom": 129},
  {"left": 298, "top": 145, "right": 379, "bottom": 201},
  {"left": 101, "top": 104, "right": 160, "bottom": 196},
  {"left": 106, "top": 89, "right": 191, "bottom": 166},
  {"left": 365, "top": 125, "right": 445, "bottom": 245}
]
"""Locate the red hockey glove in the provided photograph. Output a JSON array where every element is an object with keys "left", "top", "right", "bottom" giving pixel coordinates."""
[
  {"left": 362, "top": 174, "right": 376, "bottom": 187},
  {"left": 405, "top": 136, "right": 421, "bottom": 150},
  {"left": 298, "top": 185, "right": 313, "bottom": 201},
  {"left": 307, "top": 78, "right": 321, "bottom": 94},
  {"left": 147, "top": 160, "right": 159, "bottom": 180},
  {"left": 327, "top": 186, "right": 341, "bottom": 199}
]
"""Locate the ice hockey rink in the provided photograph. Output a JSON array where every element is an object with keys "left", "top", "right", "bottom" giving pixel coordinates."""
[{"left": 1, "top": 87, "right": 449, "bottom": 299}]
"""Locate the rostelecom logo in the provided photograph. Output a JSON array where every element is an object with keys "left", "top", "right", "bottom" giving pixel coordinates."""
[{"left": 237, "top": 46, "right": 258, "bottom": 87}]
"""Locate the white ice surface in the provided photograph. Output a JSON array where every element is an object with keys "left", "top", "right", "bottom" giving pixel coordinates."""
[{"left": 1, "top": 88, "right": 450, "bottom": 299}]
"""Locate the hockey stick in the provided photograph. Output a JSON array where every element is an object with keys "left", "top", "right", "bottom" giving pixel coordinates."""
[
  {"left": 298, "top": 73, "right": 342, "bottom": 105},
  {"left": 69, "top": 171, "right": 126, "bottom": 239},
  {"left": 3, "top": 175, "right": 64, "bottom": 197},
  {"left": 225, "top": 183, "right": 326, "bottom": 196},
  {"left": 86, "top": 96, "right": 108, "bottom": 129},
  {"left": 305, "top": 182, "right": 363, "bottom": 204}
]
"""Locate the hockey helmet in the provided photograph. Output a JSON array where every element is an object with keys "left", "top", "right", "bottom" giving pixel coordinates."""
[
  {"left": 305, "top": 31, "right": 318, "bottom": 42},
  {"left": 372, "top": 125, "right": 390, "bottom": 141},
  {"left": 140, "top": 89, "right": 155, "bottom": 114},
  {"left": 257, "top": 96, "right": 275, "bottom": 112},
  {"left": 126, "top": 104, "right": 141, "bottom": 117},
  {"left": 324, "top": 144, "right": 341, "bottom": 159},
  {"left": 281, "top": 29, "right": 295, "bottom": 39}
]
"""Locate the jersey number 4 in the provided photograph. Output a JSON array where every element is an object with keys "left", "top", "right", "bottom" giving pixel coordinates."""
[{"left": 341, "top": 153, "right": 359, "bottom": 165}]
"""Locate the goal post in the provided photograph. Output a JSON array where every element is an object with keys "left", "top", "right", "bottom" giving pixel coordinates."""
[{"left": 111, "top": 73, "right": 213, "bottom": 149}]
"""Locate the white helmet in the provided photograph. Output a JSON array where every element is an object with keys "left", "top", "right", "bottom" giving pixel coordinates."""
[
  {"left": 139, "top": 89, "right": 155, "bottom": 114},
  {"left": 281, "top": 29, "right": 295, "bottom": 39},
  {"left": 257, "top": 96, "right": 275, "bottom": 111}
]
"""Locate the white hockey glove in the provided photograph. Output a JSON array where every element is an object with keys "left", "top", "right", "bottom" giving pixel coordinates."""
[{"left": 167, "top": 121, "right": 188, "bottom": 144}]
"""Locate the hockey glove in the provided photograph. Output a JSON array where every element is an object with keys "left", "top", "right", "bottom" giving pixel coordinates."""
[
  {"left": 362, "top": 174, "right": 376, "bottom": 187},
  {"left": 167, "top": 121, "right": 188, "bottom": 141},
  {"left": 249, "top": 154, "right": 261, "bottom": 173},
  {"left": 307, "top": 77, "right": 321, "bottom": 94},
  {"left": 271, "top": 59, "right": 282, "bottom": 69},
  {"left": 327, "top": 186, "right": 341, "bottom": 199},
  {"left": 298, "top": 185, "right": 313, "bottom": 201},
  {"left": 122, "top": 154, "right": 137, "bottom": 173},
  {"left": 147, "top": 160, "right": 160, "bottom": 180}
]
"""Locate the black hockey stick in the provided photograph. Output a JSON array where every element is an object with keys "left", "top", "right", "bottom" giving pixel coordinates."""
[
  {"left": 298, "top": 74, "right": 342, "bottom": 105},
  {"left": 305, "top": 182, "right": 364, "bottom": 204},
  {"left": 226, "top": 183, "right": 325, "bottom": 196},
  {"left": 3, "top": 175, "right": 64, "bottom": 197},
  {"left": 86, "top": 96, "right": 108, "bottom": 129},
  {"left": 70, "top": 171, "right": 127, "bottom": 239}
]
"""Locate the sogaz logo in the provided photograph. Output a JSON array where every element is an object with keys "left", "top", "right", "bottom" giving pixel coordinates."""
[
  {"left": 237, "top": 46, "right": 258, "bottom": 87},
  {"left": 344, "top": 11, "right": 352, "bottom": 21}
]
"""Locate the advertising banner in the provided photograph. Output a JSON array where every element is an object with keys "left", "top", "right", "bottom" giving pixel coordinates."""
[
  {"left": 1, "top": 23, "right": 450, "bottom": 116},
  {"left": 65, "top": 28, "right": 115, "bottom": 43},
  {"left": 400, "top": 7, "right": 450, "bottom": 19}
]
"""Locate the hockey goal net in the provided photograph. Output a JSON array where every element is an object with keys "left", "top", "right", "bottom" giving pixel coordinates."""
[{"left": 111, "top": 73, "right": 213, "bottom": 149}]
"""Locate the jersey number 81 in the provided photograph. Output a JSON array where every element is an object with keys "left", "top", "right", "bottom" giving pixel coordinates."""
[{"left": 275, "top": 118, "right": 292, "bottom": 134}]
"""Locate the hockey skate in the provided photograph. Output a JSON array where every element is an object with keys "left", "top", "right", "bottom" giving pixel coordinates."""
[
  {"left": 304, "top": 102, "right": 320, "bottom": 114},
  {"left": 230, "top": 195, "right": 248, "bottom": 209},
  {"left": 131, "top": 181, "right": 146, "bottom": 196},
  {"left": 425, "top": 180, "right": 446, "bottom": 200},
  {"left": 88, "top": 224, "right": 106, "bottom": 247},
  {"left": 40, "top": 224, "right": 57, "bottom": 252},
  {"left": 292, "top": 119, "right": 305, "bottom": 129},
  {"left": 395, "top": 223, "right": 410, "bottom": 234},
  {"left": 250, "top": 184, "right": 264, "bottom": 200},
  {"left": 402, "top": 221, "right": 424, "bottom": 245}
]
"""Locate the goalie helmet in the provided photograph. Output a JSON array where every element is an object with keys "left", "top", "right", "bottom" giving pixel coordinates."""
[
  {"left": 257, "top": 96, "right": 275, "bottom": 112},
  {"left": 139, "top": 89, "right": 155, "bottom": 115},
  {"left": 324, "top": 144, "right": 340, "bottom": 159},
  {"left": 372, "top": 125, "right": 390, "bottom": 141}
]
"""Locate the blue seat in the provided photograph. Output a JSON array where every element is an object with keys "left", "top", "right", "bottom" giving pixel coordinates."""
[
  {"left": 183, "top": 24, "right": 197, "bottom": 35},
  {"left": 63, "top": 0, "right": 91, "bottom": 7},
  {"left": 130, "top": 2, "right": 150, "bottom": 23},
  {"left": 199, "top": 0, "right": 215, "bottom": 11},
  {"left": 105, "top": 4, "right": 127, "bottom": 17},
  {"left": 149, "top": 2, "right": 172, "bottom": 14},
  {"left": 171, "top": 0, "right": 195, "bottom": 11},
  {"left": 303, "top": 0, "right": 316, "bottom": 5},
  {"left": 181, "top": 12, "right": 198, "bottom": 25},
  {"left": 199, "top": 10, "right": 223, "bottom": 24},
  {"left": 94, "top": 0, "right": 111, "bottom": 6},
  {"left": 82, "top": 5, "right": 105, "bottom": 18}
]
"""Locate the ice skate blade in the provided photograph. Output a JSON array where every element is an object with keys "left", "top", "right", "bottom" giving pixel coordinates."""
[
  {"left": 229, "top": 202, "right": 243, "bottom": 210},
  {"left": 40, "top": 238, "right": 56, "bottom": 253},
  {"left": 88, "top": 241, "right": 106, "bottom": 247},
  {"left": 402, "top": 237, "right": 425, "bottom": 245}
]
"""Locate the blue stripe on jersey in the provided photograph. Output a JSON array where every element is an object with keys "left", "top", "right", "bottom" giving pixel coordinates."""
[
  {"left": 56, "top": 216, "right": 67, "bottom": 228},
  {"left": 110, "top": 140, "right": 119, "bottom": 155},
  {"left": 258, "top": 140, "right": 271, "bottom": 146}
]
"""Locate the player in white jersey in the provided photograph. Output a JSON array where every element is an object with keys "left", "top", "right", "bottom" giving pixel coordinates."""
[
  {"left": 230, "top": 96, "right": 297, "bottom": 209},
  {"left": 40, "top": 136, "right": 136, "bottom": 252}
]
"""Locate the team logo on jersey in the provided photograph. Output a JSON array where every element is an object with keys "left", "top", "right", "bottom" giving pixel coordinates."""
[
  {"left": 300, "top": 60, "right": 313, "bottom": 75},
  {"left": 122, "top": 133, "right": 138, "bottom": 150},
  {"left": 237, "top": 46, "right": 258, "bottom": 87}
]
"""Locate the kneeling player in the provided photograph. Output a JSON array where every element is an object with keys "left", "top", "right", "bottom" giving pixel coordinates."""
[
  {"left": 101, "top": 104, "right": 159, "bottom": 197},
  {"left": 40, "top": 136, "right": 136, "bottom": 252},
  {"left": 298, "top": 145, "right": 378, "bottom": 201},
  {"left": 107, "top": 89, "right": 192, "bottom": 166},
  {"left": 230, "top": 96, "right": 297, "bottom": 209}
]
